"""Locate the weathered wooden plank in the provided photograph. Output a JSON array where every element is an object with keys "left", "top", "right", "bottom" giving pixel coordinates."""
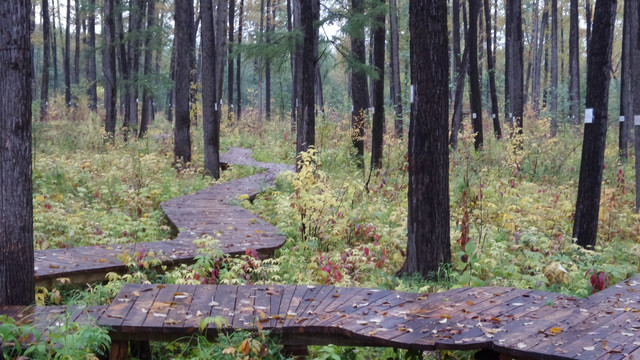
[
  {"left": 141, "top": 284, "right": 180, "bottom": 329},
  {"left": 100, "top": 284, "right": 141, "bottom": 328},
  {"left": 181, "top": 284, "right": 217, "bottom": 330},
  {"left": 207, "top": 285, "right": 238, "bottom": 331}
]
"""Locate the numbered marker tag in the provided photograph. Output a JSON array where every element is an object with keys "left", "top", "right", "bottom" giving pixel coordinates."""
[
  {"left": 410, "top": 85, "right": 415, "bottom": 103},
  {"left": 472, "top": 113, "right": 477, "bottom": 119},
  {"left": 136, "top": 98, "right": 139, "bottom": 103},
  {"left": 214, "top": 103, "right": 218, "bottom": 111},
  {"left": 635, "top": 115, "right": 640, "bottom": 126},
  {"left": 585, "top": 108, "right": 594, "bottom": 124},
  {"left": 492, "top": 113, "right": 496, "bottom": 119},
  {"left": 620, "top": 116, "right": 625, "bottom": 123},
  {"left": 351, "top": 105, "right": 354, "bottom": 112},
  {"left": 220, "top": 99, "right": 223, "bottom": 105},
  {"left": 372, "top": 107, "right": 375, "bottom": 114}
]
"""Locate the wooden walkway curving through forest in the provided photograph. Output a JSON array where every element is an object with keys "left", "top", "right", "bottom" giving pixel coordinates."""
[
  {"left": 3, "top": 275, "right": 640, "bottom": 359},
  {"left": 33, "top": 148, "right": 293, "bottom": 287}
]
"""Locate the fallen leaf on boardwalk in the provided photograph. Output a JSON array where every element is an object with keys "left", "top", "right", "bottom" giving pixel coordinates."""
[
  {"left": 157, "top": 284, "right": 166, "bottom": 289},
  {"left": 285, "top": 311, "right": 296, "bottom": 319},
  {"left": 582, "top": 346, "right": 595, "bottom": 351},
  {"left": 208, "top": 301, "right": 219, "bottom": 306},
  {"left": 99, "top": 259, "right": 107, "bottom": 263},
  {"left": 621, "top": 332, "right": 634, "bottom": 336},
  {"left": 107, "top": 314, "right": 124, "bottom": 319},
  {"left": 369, "top": 330, "right": 378, "bottom": 336},
  {"left": 440, "top": 314, "right": 452, "bottom": 319},
  {"left": 132, "top": 292, "right": 141, "bottom": 296},
  {"left": 164, "top": 319, "right": 182, "bottom": 325},
  {"left": 489, "top": 317, "right": 501, "bottom": 323},
  {"left": 466, "top": 300, "right": 475, "bottom": 306},
  {"left": 255, "top": 230, "right": 263, "bottom": 234},
  {"left": 517, "top": 343, "right": 527, "bottom": 349},
  {"left": 117, "top": 298, "right": 130, "bottom": 302},
  {"left": 333, "top": 293, "right": 340, "bottom": 298},
  {"left": 152, "top": 312, "right": 167, "bottom": 317},
  {"left": 549, "top": 327, "right": 563, "bottom": 335},
  {"left": 357, "top": 320, "right": 368, "bottom": 325},
  {"left": 227, "top": 226, "right": 234, "bottom": 230},
  {"left": 174, "top": 292, "right": 189, "bottom": 298},
  {"left": 49, "top": 264, "right": 59, "bottom": 269},
  {"left": 417, "top": 295, "right": 428, "bottom": 300},
  {"left": 439, "top": 318, "right": 448, "bottom": 324},
  {"left": 196, "top": 310, "right": 203, "bottom": 317}
]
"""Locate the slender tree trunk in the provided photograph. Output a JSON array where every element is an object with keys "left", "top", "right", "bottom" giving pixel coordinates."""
[
  {"left": 401, "top": 0, "right": 450, "bottom": 279},
  {"left": 504, "top": 0, "right": 511, "bottom": 124},
  {"left": 104, "top": 0, "right": 117, "bottom": 138},
  {"left": 293, "top": 0, "right": 303, "bottom": 136},
  {"left": 468, "top": 0, "right": 483, "bottom": 150},
  {"left": 167, "top": 36, "right": 175, "bottom": 123},
  {"left": 507, "top": 0, "right": 524, "bottom": 133},
  {"left": 52, "top": 0, "right": 59, "bottom": 92},
  {"left": 569, "top": 0, "right": 581, "bottom": 124},
  {"left": 265, "top": 0, "right": 272, "bottom": 120},
  {"left": 140, "top": 0, "right": 155, "bottom": 138},
  {"left": 116, "top": 0, "right": 130, "bottom": 122},
  {"left": 532, "top": 0, "right": 549, "bottom": 113},
  {"left": 87, "top": 0, "right": 97, "bottom": 110},
  {"left": 257, "top": 0, "right": 264, "bottom": 122},
  {"left": 236, "top": 0, "right": 244, "bottom": 121},
  {"left": 128, "top": 0, "right": 143, "bottom": 133},
  {"left": 215, "top": 0, "right": 228, "bottom": 104},
  {"left": 228, "top": 0, "right": 235, "bottom": 120},
  {"left": 74, "top": 0, "right": 80, "bottom": 87},
  {"left": 174, "top": 0, "right": 193, "bottom": 163},
  {"left": 634, "top": 0, "right": 640, "bottom": 212},
  {"left": 561, "top": 10, "right": 565, "bottom": 82},
  {"left": 618, "top": 0, "right": 635, "bottom": 160},
  {"left": 371, "top": 0, "right": 386, "bottom": 169},
  {"left": 389, "top": 0, "right": 403, "bottom": 137},
  {"left": 0, "top": 0, "right": 34, "bottom": 306},
  {"left": 41, "top": 0, "right": 51, "bottom": 120},
  {"left": 350, "top": 0, "right": 369, "bottom": 167},
  {"left": 287, "top": 0, "right": 295, "bottom": 131},
  {"left": 202, "top": 0, "right": 220, "bottom": 178},
  {"left": 483, "top": 0, "right": 500, "bottom": 138},
  {"left": 550, "top": 0, "right": 558, "bottom": 137},
  {"left": 449, "top": 46, "right": 469, "bottom": 148},
  {"left": 586, "top": 0, "right": 592, "bottom": 60},
  {"left": 572, "top": 0, "right": 617, "bottom": 248},
  {"left": 315, "top": 63, "right": 324, "bottom": 113},
  {"left": 64, "top": 0, "right": 71, "bottom": 107},
  {"left": 296, "top": 0, "right": 319, "bottom": 161}
]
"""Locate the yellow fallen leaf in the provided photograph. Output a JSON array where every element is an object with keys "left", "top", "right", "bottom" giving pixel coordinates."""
[{"left": 549, "top": 327, "right": 563, "bottom": 334}]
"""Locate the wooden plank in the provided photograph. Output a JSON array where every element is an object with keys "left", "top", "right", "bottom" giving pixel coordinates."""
[
  {"left": 181, "top": 284, "right": 217, "bottom": 330},
  {"left": 141, "top": 284, "right": 181, "bottom": 329},
  {"left": 207, "top": 285, "right": 238, "bottom": 331},
  {"left": 273, "top": 285, "right": 298, "bottom": 328},
  {"left": 99, "top": 284, "right": 141, "bottom": 329},
  {"left": 163, "top": 284, "right": 198, "bottom": 332},
  {"left": 233, "top": 285, "right": 257, "bottom": 330}
]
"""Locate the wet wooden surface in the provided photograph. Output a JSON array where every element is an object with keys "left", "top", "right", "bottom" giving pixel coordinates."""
[
  {"left": 90, "top": 274, "right": 640, "bottom": 359},
  {"left": 33, "top": 148, "right": 293, "bottom": 287}
]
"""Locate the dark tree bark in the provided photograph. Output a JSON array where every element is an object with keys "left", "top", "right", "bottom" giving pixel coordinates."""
[
  {"left": 236, "top": 0, "right": 244, "bottom": 121},
  {"left": 467, "top": 0, "right": 483, "bottom": 150},
  {"left": 128, "top": 0, "right": 144, "bottom": 133},
  {"left": 507, "top": 0, "right": 524, "bottom": 133},
  {"left": 64, "top": 0, "right": 71, "bottom": 107},
  {"left": 586, "top": 0, "right": 592, "bottom": 59},
  {"left": 140, "top": 0, "right": 155, "bottom": 138},
  {"left": 572, "top": 0, "right": 617, "bottom": 249},
  {"left": 202, "top": 0, "right": 220, "bottom": 178},
  {"left": 618, "top": 0, "right": 635, "bottom": 160},
  {"left": 293, "top": 0, "right": 303, "bottom": 136},
  {"left": 215, "top": 0, "right": 227, "bottom": 104},
  {"left": 116, "top": 0, "right": 130, "bottom": 122},
  {"left": 228, "top": 0, "right": 235, "bottom": 119},
  {"left": 174, "top": 0, "right": 193, "bottom": 163},
  {"left": 41, "top": 0, "right": 51, "bottom": 120},
  {"left": 265, "top": 0, "right": 272, "bottom": 120},
  {"left": 504, "top": 0, "right": 511, "bottom": 123},
  {"left": 633, "top": 0, "right": 640, "bottom": 212},
  {"left": 315, "top": 62, "right": 324, "bottom": 113},
  {"left": 350, "top": 0, "right": 369, "bottom": 167},
  {"left": 401, "top": 0, "right": 450, "bottom": 279},
  {"left": 74, "top": 0, "right": 80, "bottom": 87},
  {"left": 532, "top": 0, "right": 549, "bottom": 113},
  {"left": 449, "top": 46, "right": 469, "bottom": 148},
  {"left": 287, "top": 0, "right": 295, "bottom": 130},
  {"left": 550, "top": 0, "right": 558, "bottom": 137},
  {"left": 569, "top": 0, "right": 581, "bottom": 124},
  {"left": 167, "top": 36, "right": 175, "bottom": 123},
  {"left": 389, "top": 0, "right": 403, "bottom": 137},
  {"left": 370, "top": 0, "right": 386, "bottom": 169},
  {"left": 52, "top": 0, "right": 59, "bottom": 91},
  {"left": 103, "top": 0, "right": 117, "bottom": 138},
  {"left": 483, "top": 0, "right": 500, "bottom": 139},
  {"left": 296, "top": 0, "right": 319, "bottom": 161},
  {"left": 87, "top": 0, "right": 97, "bottom": 110},
  {"left": 0, "top": 0, "right": 34, "bottom": 306}
]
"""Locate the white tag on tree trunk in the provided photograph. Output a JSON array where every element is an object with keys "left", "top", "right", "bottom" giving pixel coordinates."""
[
  {"left": 351, "top": 105, "right": 354, "bottom": 112},
  {"left": 215, "top": 103, "right": 218, "bottom": 111},
  {"left": 620, "top": 116, "right": 625, "bottom": 122},
  {"left": 372, "top": 107, "right": 375, "bottom": 114},
  {"left": 296, "top": 99, "right": 298, "bottom": 107},
  {"left": 472, "top": 113, "right": 477, "bottom": 119},
  {"left": 635, "top": 115, "right": 640, "bottom": 126},
  {"left": 492, "top": 113, "right": 496, "bottom": 119},
  {"left": 136, "top": 98, "right": 139, "bottom": 103},
  {"left": 220, "top": 99, "right": 223, "bottom": 105},
  {"left": 585, "top": 108, "right": 594, "bottom": 124},
  {"left": 410, "top": 85, "right": 414, "bottom": 103}
]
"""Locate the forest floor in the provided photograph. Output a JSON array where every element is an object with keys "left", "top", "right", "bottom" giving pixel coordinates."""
[{"left": 21, "top": 103, "right": 640, "bottom": 359}]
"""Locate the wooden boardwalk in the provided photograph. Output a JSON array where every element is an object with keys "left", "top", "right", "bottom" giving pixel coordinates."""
[
  {"left": 33, "top": 148, "right": 293, "bottom": 287},
  {"left": 88, "top": 274, "right": 640, "bottom": 359}
]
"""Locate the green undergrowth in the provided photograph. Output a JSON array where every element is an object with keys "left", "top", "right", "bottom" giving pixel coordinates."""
[{"left": 15, "top": 101, "right": 640, "bottom": 359}]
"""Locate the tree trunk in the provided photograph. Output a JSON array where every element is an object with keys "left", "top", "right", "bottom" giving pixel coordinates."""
[
  {"left": 315, "top": 63, "right": 324, "bottom": 113},
  {"left": 128, "top": 0, "right": 144, "bottom": 133},
  {"left": 52, "top": 0, "right": 59, "bottom": 92},
  {"left": 483, "top": 0, "right": 500, "bottom": 139},
  {"left": 202, "top": 0, "right": 220, "bottom": 178},
  {"left": 586, "top": 0, "right": 592, "bottom": 60},
  {"left": 215, "top": 0, "right": 227, "bottom": 101},
  {"left": 87, "top": 0, "right": 97, "bottom": 110},
  {"left": 174, "top": 0, "right": 193, "bottom": 163},
  {"left": 0, "top": 0, "right": 35, "bottom": 306},
  {"left": 265, "top": 0, "right": 272, "bottom": 120},
  {"left": 236, "top": 0, "right": 244, "bottom": 121},
  {"left": 293, "top": 0, "right": 303, "bottom": 137},
  {"left": 228, "top": 0, "right": 235, "bottom": 120},
  {"left": 572, "top": 0, "right": 617, "bottom": 249},
  {"left": 167, "top": 36, "right": 175, "bottom": 123},
  {"left": 569, "top": 0, "right": 581, "bottom": 124},
  {"left": 41, "top": 0, "right": 51, "bottom": 120},
  {"left": 467, "top": 0, "right": 483, "bottom": 150},
  {"left": 449, "top": 46, "right": 469, "bottom": 148},
  {"left": 371, "top": 0, "right": 386, "bottom": 169},
  {"left": 634, "top": 0, "right": 640, "bottom": 213},
  {"left": 401, "top": 0, "right": 450, "bottom": 279},
  {"left": 140, "top": 0, "right": 155, "bottom": 138},
  {"left": 618, "top": 0, "right": 635, "bottom": 160},
  {"left": 64, "top": 0, "right": 71, "bottom": 107},
  {"left": 389, "top": 0, "right": 403, "bottom": 137},
  {"left": 550, "top": 0, "right": 558, "bottom": 137},
  {"left": 287, "top": 0, "right": 295, "bottom": 131},
  {"left": 532, "top": 0, "right": 549, "bottom": 113},
  {"left": 103, "top": 0, "right": 117, "bottom": 138},
  {"left": 507, "top": 0, "right": 524, "bottom": 133},
  {"left": 350, "top": 0, "right": 369, "bottom": 167},
  {"left": 258, "top": 0, "right": 264, "bottom": 122},
  {"left": 296, "top": 0, "right": 319, "bottom": 161},
  {"left": 74, "top": 0, "right": 80, "bottom": 87},
  {"left": 116, "top": 0, "right": 130, "bottom": 122}
]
